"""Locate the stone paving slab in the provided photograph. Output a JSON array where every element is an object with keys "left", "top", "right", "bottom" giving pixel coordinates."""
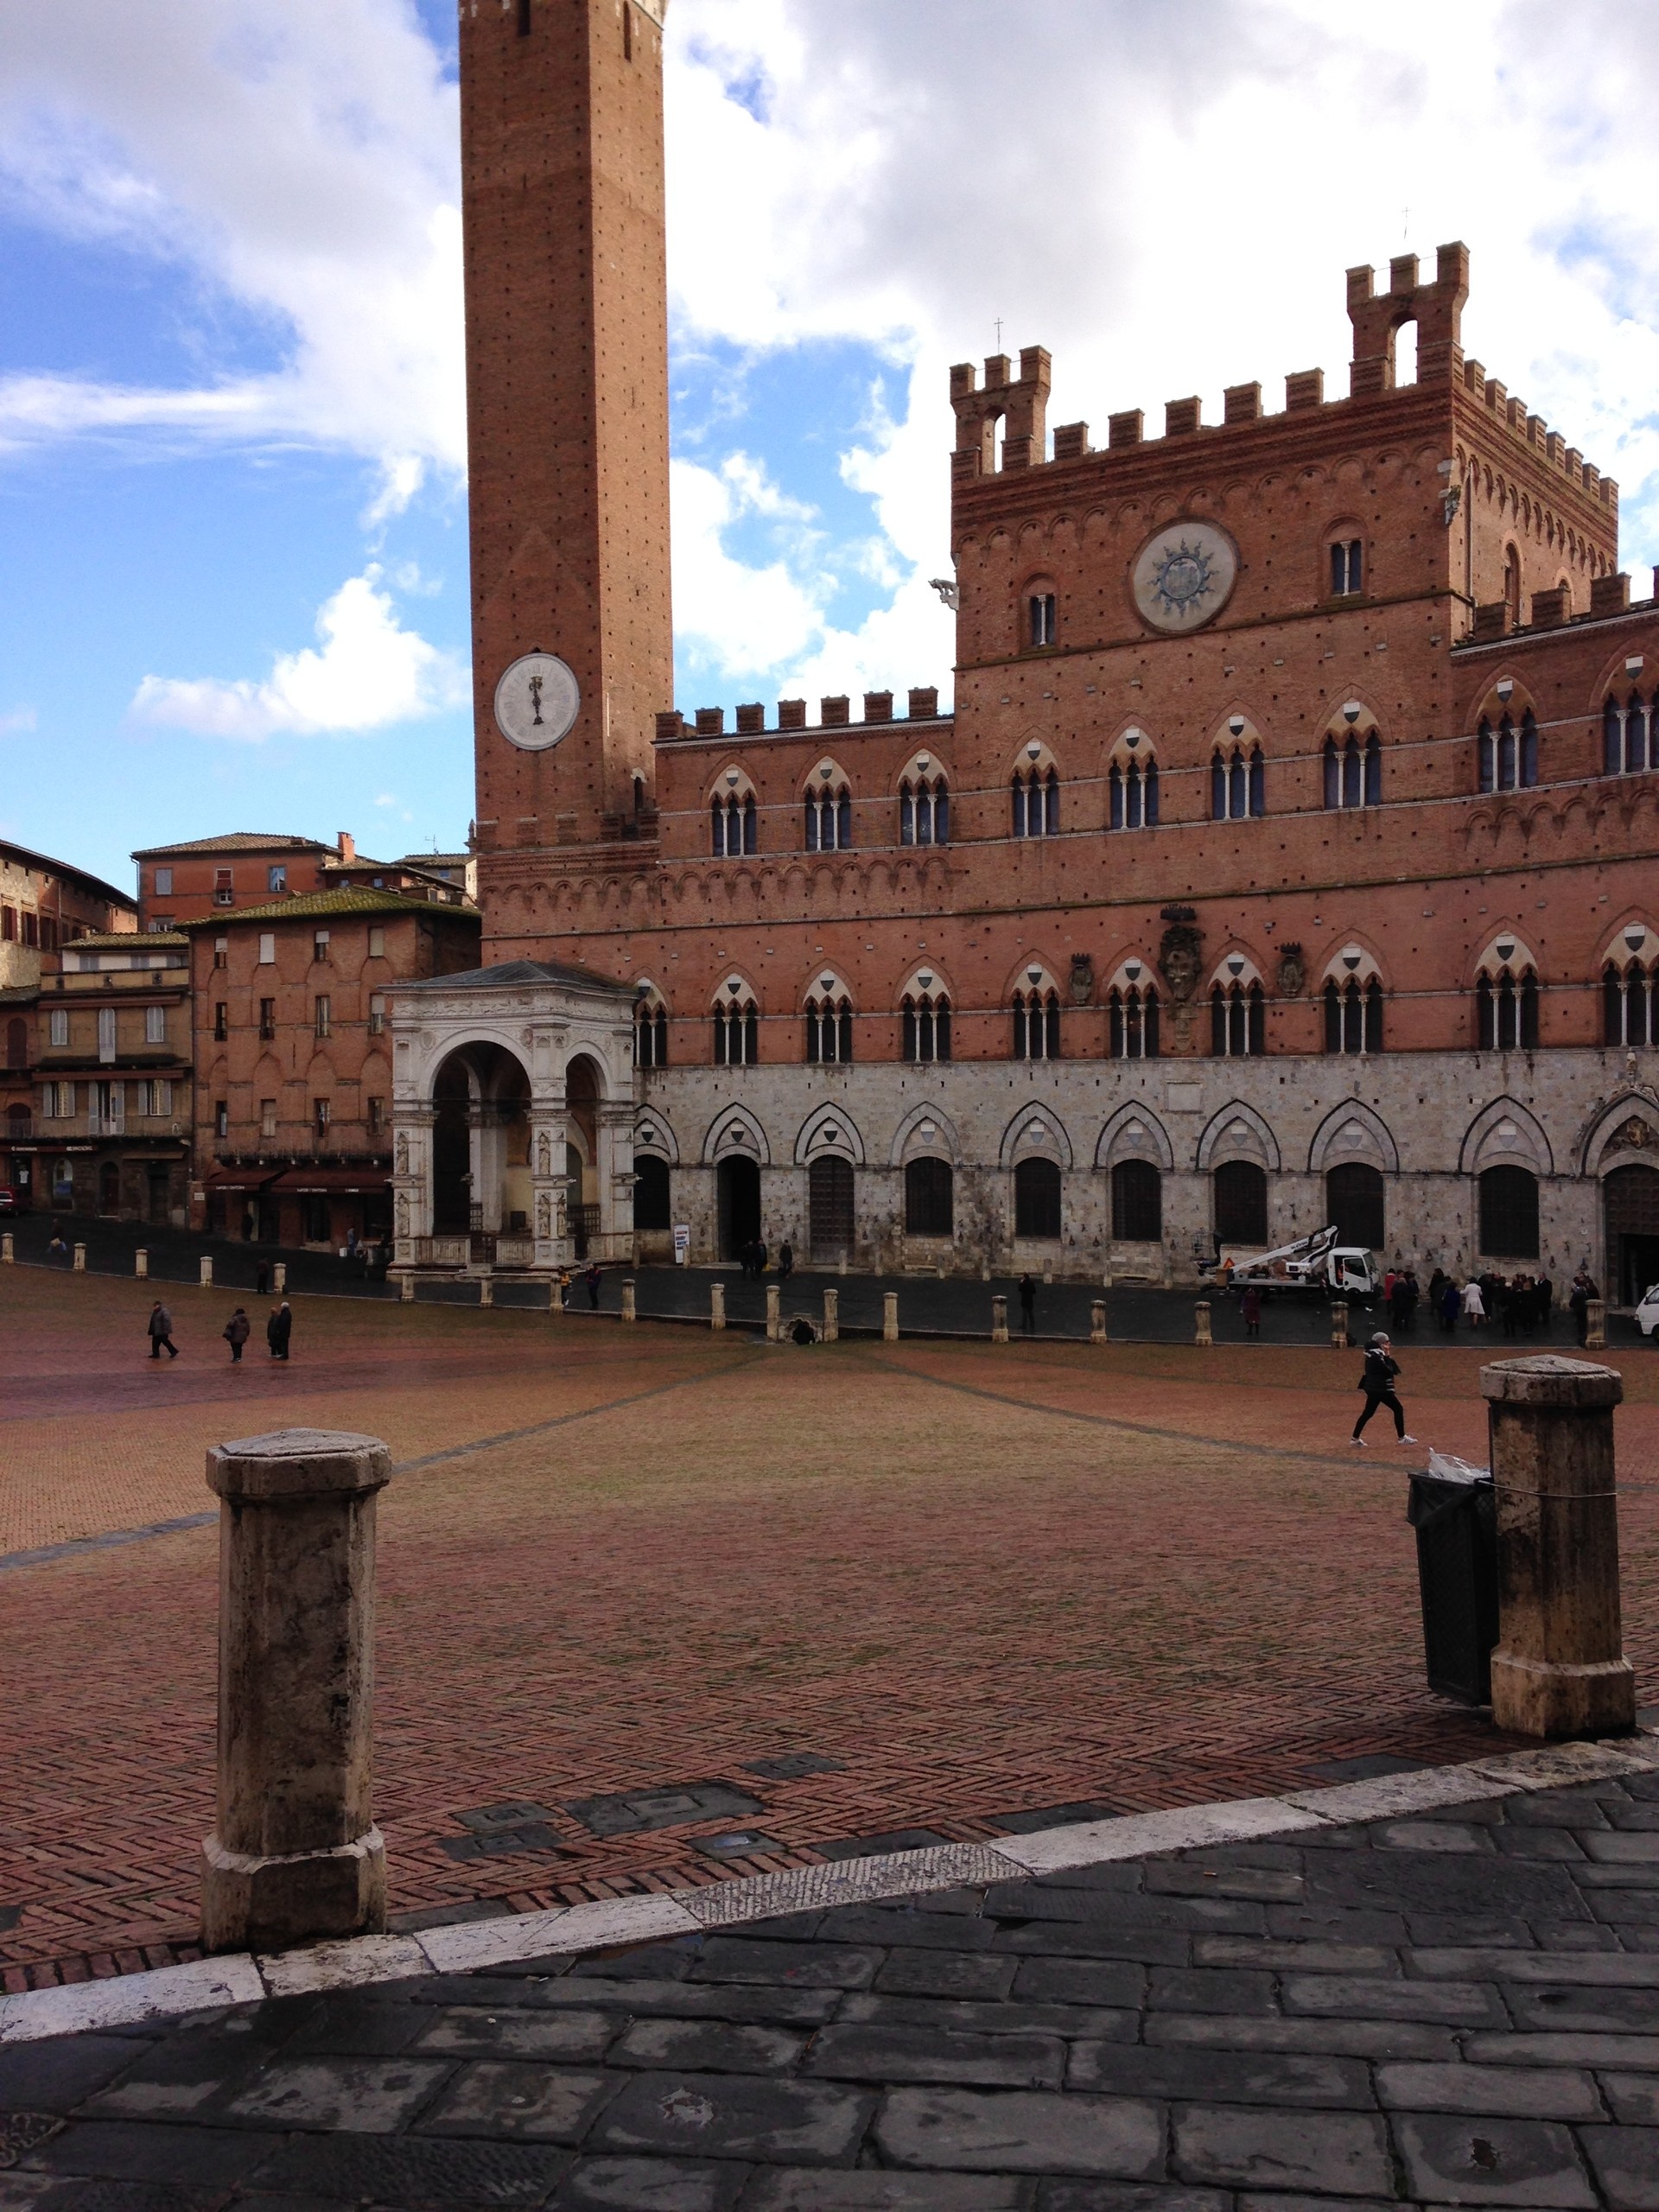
[{"left": 7, "top": 1764, "right": 1659, "bottom": 2205}]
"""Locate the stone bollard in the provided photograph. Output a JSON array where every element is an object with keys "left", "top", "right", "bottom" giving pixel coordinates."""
[
  {"left": 400, "top": 1273, "right": 415, "bottom": 1303},
  {"left": 711, "top": 1281, "right": 726, "bottom": 1331},
  {"left": 823, "top": 1287, "right": 838, "bottom": 1343},
  {"left": 838, "top": 1252, "right": 848, "bottom": 1278},
  {"left": 136, "top": 1249, "right": 148, "bottom": 1280},
  {"left": 274, "top": 1262, "right": 287, "bottom": 1296},
  {"left": 1331, "top": 1300, "right": 1349, "bottom": 1350},
  {"left": 1586, "top": 1298, "right": 1607, "bottom": 1351},
  {"left": 478, "top": 1275, "right": 493, "bottom": 1309},
  {"left": 766, "top": 1282, "right": 780, "bottom": 1342},
  {"left": 73, "top": 1243, "right": 86, "bottom": 1272},
  {"left": 1194, "top": 1300, "right": 1212, "bottom": 1346},
  {"left": 622, "top": 1279, "right": 637, "bottom": 1323},
  {"left": 883, "top": 1292, "right": 899, "bottom": 1342},
  {"left": 1483, "top": 1355, "right": 1636, "bottom": 1739},
  {"left": 1042, "top": 1256, "right": 1053, "bottom": 1286},
  {"left": 981, "top": 1257, "right": 991, "bottom": 1283},
  {"left": 200, "top": 1427, "right": 392, "bottom": 1952},
  {"left": 1091, "top": 1299, "right": 1109, "bottom": 1344},
  {"left": 1, "top": 1231, "right": 12, "bottom": 1264},
  {"left": 992, "top": 1294, "right": 1008, "bottom": 1344},
  {"left": 199, "top": 1255, "right": 213, "bottom": 1287}
]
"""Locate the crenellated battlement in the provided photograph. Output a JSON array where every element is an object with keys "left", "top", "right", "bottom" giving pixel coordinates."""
[
  {"left": 950, "top": 242, "right": 1614, "bottom": 513},
  {"left": 654, "top": 688, "right": 950, "bottom": 747}
]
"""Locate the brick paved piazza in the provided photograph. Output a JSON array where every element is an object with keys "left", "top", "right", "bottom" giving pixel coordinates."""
[{"left": 3, "top": 1270, "right": 1656, "bottom": 1986}]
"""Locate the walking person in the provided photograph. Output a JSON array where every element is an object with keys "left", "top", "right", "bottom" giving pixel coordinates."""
[
  {"left": 255, "top": 1257, "right": 270, "bottom": 1296},
  {"left": 1018, "top": 1271, "right": 1036, "bottom": 1335},
  {"left": 1461, "top": 1275, "right": 1486, "bottom": 1329},
  {"left": 146, "top": 1300, "right": 179, "bottom": 1360},
  {"left": 266, "top": 1299, "right": 292, "bottom": 1362},
  {"left": 222, "top": 1306, "right": 251, "bottom": 1363},
  {"left": 779, "top": 1238, "right": 793, "bottom": 1284},
  {"left": 585, "top": 1261, "right": 601, "bottom": 1309},
  {"left": 557, "top": 1265, "right": 572, "bottom": 1310},
  {"left": 1351, "top": 1332, "right": 1416, "bottom": 1447},
  {"left": 1440, "top": 1275, "right": 1461, "bottom": 1333},
  {"left": 1241, "top": 1284, "right": 1262, "bottom": 1339}
]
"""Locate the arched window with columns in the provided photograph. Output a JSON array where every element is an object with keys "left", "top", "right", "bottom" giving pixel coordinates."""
[
  {"left": 1106, "top": 958, "right": 1160, "bottom": 1059},
  {"left": 804, "top": 973, "right": 854, "bottom": 1064},
  {"left": 1209, "top": 957, "right": 1265, "bottom": 1057},
  {"left": 1011, "top": 744, "right": 1060, "bottom": 837},
  {"left": 1108, "top": 732, "right": 1159, "bottom": 830},
  {"left": 1478, "top": 705, "right": 1538, "bottom": 792},
  {"left": 1211, "top": 718, "right": 1265, "bottom": 819},
  {"left": 709, "top": 774, "right": 758, "bottom": 857},
  {"left": 1602, "top": 923, "right": 1657, "bottom": 1046},
  {"left": 804, "top": 761, "right": 853, "bottom": 852},
  {"left": 899, "top": 752, "right": 949, "bottom": 847},
  {"left": 1605, "top": 686, "right": 1652, "bottom": 776},
  {"left": 1320, "top": 947, "right": 1384, "bottom": 1055},
  {"left": 1323, "top": 707, "right": 1382, "bottom": 810},
  {"left": 900, "top": 969, "right": 950, "bottom": 1064},
  {"left": 1473, "top": 933, "right": 1540, "bottom": 1052},
  {"left": 712, "top": 981, "right": 760, "bottom": 1066},
  {"left": 1011, "top": 966, "right": 1061, "bottom": 1061},
  {"left": 632, "top": 985, "right": 669, "bottom": 1069}
]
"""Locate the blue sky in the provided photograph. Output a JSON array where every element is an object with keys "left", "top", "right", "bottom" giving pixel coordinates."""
[{"left": 3, "top": 0, "right": 1659, "bottom": 894}]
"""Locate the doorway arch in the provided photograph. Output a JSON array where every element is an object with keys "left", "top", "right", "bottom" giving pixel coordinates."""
[
  {"left": 718, "top": 1155, "right": 761, "bottom": 1258},
  {"left": 1605, "top": 1163, "right": 1659, "bottom": 1305},
  {"left": 99, "top": 1160, "right": 120, "bottom": 1217}
]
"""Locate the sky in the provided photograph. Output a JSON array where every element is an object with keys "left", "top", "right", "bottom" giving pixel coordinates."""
[{"left": 4, "top": 0, "right": 1659, "bottom": 895}]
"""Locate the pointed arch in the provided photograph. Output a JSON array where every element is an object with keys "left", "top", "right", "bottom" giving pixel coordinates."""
[
  {"left": 1197, "top": 1101, "right": 1281, "bottom": 1174},
  {"left": 890, "top": 1103, "right": 962, "bottom": 1167},
  {"left": 1094, "top": 1101, "right": 1175, "bottom": 1173},
  {"left": 701, "top": 1102, "right": 772, "bottom": 1167},
  {"left": 1307, "top": 1100, "right": 1400, "bottom": 1176},
  {"left": 998, "top": 1103, "right": 1076, "bottom": 1171},
  {"left": 1458, "top": 1096, "right": 1554, "bottom": 1179},
  {"left": 793, "top": 1103, "right": 867, "bottom": 1167}
]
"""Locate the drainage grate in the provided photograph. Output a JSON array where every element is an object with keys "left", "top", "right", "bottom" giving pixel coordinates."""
[
  {"left": 441, "top": 1802, "right": 569, "bottom": 1863},
  {"left": 564, "top": 1782, "right": 765, "bottom": 1839},
  {"left": 741, "top": 1753, "right": 847, "bottom": 1782}
]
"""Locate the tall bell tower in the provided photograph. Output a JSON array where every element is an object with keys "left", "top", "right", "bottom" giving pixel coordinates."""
[{"left": 459, "top": 0, "right": 672, "bottom": 897}]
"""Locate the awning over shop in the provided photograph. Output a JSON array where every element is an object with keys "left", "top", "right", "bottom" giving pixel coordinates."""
[
  {"left": 201, "top": 1167, "right": 280, "bottom": 1193},
  {"left": 266, "top": 1166, "right": 391, "bottom": 1196}
]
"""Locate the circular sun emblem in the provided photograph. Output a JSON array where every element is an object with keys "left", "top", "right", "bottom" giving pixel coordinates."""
[{"left": 1131, "top": 519, "right": 1237, "bottom": 634}]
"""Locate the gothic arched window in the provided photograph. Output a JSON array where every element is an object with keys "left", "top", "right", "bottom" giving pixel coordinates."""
[
  {"left": 1012, "top": 762, "right": 1060, "bottom": 837},
  {"left": 804, "top": 989, "right": 854, "bottom": 1064},
  {"left": 1210, "top": 980, "right": 1265, "bottom": 1057},
  {"left": 1109, "top": 752, "right": 1160, "bottom": 830},
  {"left": 804, "top": 779, "right": 852, "bottom": 852},
  {"left": 902, "top": 992, "right": 951, "bottom": 1065},
  {"left": 1109, "top": 982, "right": 1160, "bottom": 1059},
  {"left": 1323, "top": 977, "right": 1384, "bottom": 1054},
  {"left": 1478, "top": 709, "right": 1538, "bottom": 792},
  {"left": 1012, "top": 987, "right": 1061, "bottom": 1061},
  {"left": 712, "top": 994, "right": 759, "bottom": 1065},
  {"left": 900, "top": 773, "right": 949, "bottom": 847}
]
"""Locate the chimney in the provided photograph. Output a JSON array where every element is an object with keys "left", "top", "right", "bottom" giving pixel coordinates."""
[{"left": 338, "top": 832, "right": 355, "bottom": 863}]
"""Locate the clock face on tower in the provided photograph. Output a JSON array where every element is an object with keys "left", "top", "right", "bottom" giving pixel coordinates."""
[
  {"left": 494, "top": 652, "right": 580, "bottom": 751},
  {"left": 1130, "top": 519, "right": 1237, "bottom": 634}
]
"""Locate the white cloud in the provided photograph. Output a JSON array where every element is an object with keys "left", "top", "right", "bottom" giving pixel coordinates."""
[
  {"left": 130, "top": 568, "right": 467, "bottom": 741},
  {"left": 0, "top": 0, "right": 463, "bottom": 476},
  {"left": 0, "top": 705, "right": 37, "bottom": 735}
]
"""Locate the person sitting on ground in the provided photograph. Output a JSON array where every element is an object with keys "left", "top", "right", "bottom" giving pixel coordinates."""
[{"left": 222, "top": 1306, "right": 251, "bottom": 1363}]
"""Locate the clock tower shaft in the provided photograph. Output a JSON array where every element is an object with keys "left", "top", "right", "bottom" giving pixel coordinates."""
[{"left": 460, "top": 0, "right": 672, "bottom": 879}]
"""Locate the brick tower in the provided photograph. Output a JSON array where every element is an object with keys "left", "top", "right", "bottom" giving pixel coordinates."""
[{"left": 459, "top": 0, "right": 671, "bottom": 886}]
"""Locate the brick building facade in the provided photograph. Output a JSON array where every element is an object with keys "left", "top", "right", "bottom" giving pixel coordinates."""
[
  {"left": 1, "top": 840, "right": 138, "bottom": 1213},
  {"left": 133, "top": 831, "right": 470, "bottom": 932},
  {"left": 393, "top": 0, "right": 1659, "bottom": 1301},
  {"left": 187, "top": 887, "right": 480, "bottom": 1251}
]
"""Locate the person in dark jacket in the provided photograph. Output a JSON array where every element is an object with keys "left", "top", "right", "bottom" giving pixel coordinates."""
[
  {"left": 223, "top": 1307, "right": 251, "bottom": 1363},
  {"left": 255, "top": 1258, "right": 270, "bottom": 1296},
  {"left": 1569, "top": 1271, "right": 1592, "bottom": 1344},
  {"left": 779, "top": 1239, "right": 793, "bottom": 1283},
  {"left": 1018, "top": 1273, "right": 1037, "bottom": 1334},
  {"left": 1241, "top": 1284, "right": 1263, "bottom": 1339},
  {"left": 266, "top": 1300, "right": 292, "bottom": 1360},
  {"left": 147, "top": 1300, "right": 179, "bottom": 1359},
  {"left": 585, "top": 1262, "right": 601, "bottom": 1309},
  {"left": 1351, "top": 1332, "right": 1416, "bottom": 1446}
]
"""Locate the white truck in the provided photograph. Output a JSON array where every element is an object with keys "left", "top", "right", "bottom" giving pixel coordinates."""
[{"left": 1219, "top": 1224, "right": 1380, "bottom": 1303}]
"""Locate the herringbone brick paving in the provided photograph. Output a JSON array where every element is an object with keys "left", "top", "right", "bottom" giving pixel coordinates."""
[{"left": 3, "top": 1271, "right": 1655, "bottom": 1988}]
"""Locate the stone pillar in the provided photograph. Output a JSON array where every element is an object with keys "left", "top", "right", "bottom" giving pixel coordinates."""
[
  {"left": 1586, "top": 1298, "right": 1607, "bottom": 1351},
  {"left": 400, "top": 1273, "right": 415, "bottom": 1303},
  {"left": 1332, "top": 1300, "right": 1349, "bottom": 1349},
  {"left": 478, "top": 1275, "right": 493, "bottom": 1309},
  {"left": 199, "top": 1255, "right": 212, "bottom": 1287},
  {"left": 883, "top": 1292, "right": 899, "bottom": 1342},
  {"left": 136, "top": 1248, "right": 149, "bottom": 1279},
  {"left": 70, "top": 1241, "right": 85, "bottom": 1271},
  {"left": 391, "top": 1102, "right": 435, "bottom": 1268},
  {"left": 1483, "top": 1356, "right": 1636, "bottom": 1739},
  {"left": 838, "top": 1252, "right": 848, "bottom": 1278},
  {"left": 1042, "top": 1255, "right": 1053, "bottom": 1285},
  {"left": 823, "top": 1288, "right": 838, "bottom": 1342},
  {"left": 1091, "top": 1299, "right": 1108, "bottom": 1344},
  {"left": 274, "top": 1263, "right": 287, "bottom": 1294},
  {"left": 981, "top": 1257, "right": 991, "bottom": 1282},
  {"left": 598, "top": 1101, "right": 636, "bottom": 1254},
  {"left": 992, "top": 1294, "right": 1008, "bottom": 1344},
  {"left": 622, "top": 1279, "right": 637, "bottom": 1323},
  {"left": 529, "top": 1115, "right": 570, "bottom": 1271},
  {"left": 200, "top": 1427, "right": 392, "bottom": 1953},
  {"left": 1194, "top": 1300, "right": 1211, "bottom": 1345},
  {"left": 711, "top": 1281, "right": 726, "bottom": 1331},
  {"left": 766, "top": 1283, "right": 780, "bottom": 1341},
  {"left": 1, "top": 1231, "right": 12, "bottom": 1264}
]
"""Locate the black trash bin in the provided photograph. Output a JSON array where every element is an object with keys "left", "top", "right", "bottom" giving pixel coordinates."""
[{"left": 1407, "top": 1464, "right": 1500, "bottom": 1703}]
